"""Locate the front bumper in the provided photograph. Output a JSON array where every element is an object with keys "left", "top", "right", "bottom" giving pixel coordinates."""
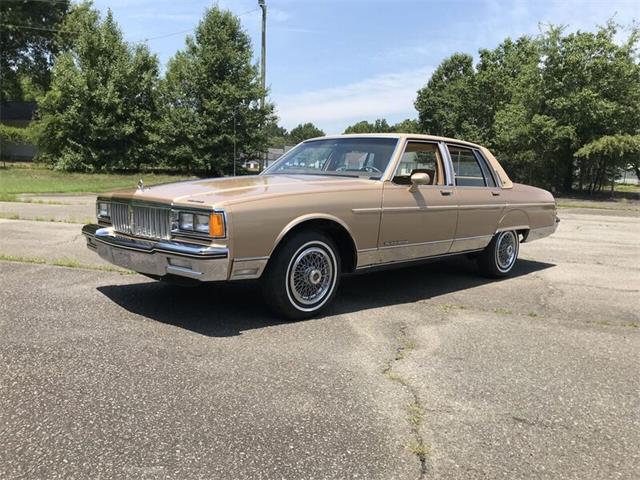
[{"left": 82, "top": 224, "right": 230, "bottom": 281}]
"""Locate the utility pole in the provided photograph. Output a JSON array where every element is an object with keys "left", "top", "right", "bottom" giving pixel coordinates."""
[
  {"left": 233, "top": 110, "right": 237, "bottom": 177},
  {"left": 259, "top": 0, "right": 267, "bottom": 110},
  {"left": 258, "top": 0, "right": 267, "bottom": 170}
]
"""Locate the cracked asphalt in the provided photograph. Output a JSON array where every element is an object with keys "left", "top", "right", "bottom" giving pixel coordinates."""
[{"left": 0, "top": 200, "right": 639, "bottom": 479}]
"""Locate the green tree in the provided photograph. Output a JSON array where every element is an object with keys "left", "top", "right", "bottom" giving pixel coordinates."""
[
  {"left": 414, "top": 23, "right": 640, "bottom": 193},
  {"left": 392, "top": 118, "right": 421, "bottom": 133},
  {"left": 414, "top": 53, "right": 482, "bottom": 141},
  {"left": 0, "top": 0, "right": 71, "bottom": 100},
  {"left": 344, "top": 118, "right": 420, "bottom": 134},
  {"left": 264, "top": 121, "right": 289, "bottom": 147},
  {"left": 159, "top": 6, "right": 272, "bottom": 174},
  {"left": 289, "top": 122, "right": 325, "bottom": 143},
  {"left": 343, "top": 118, "right": 391, "bottom": 134},
  {"left": 574, "top": 134, "right": 640, "bottom": 194},
  {"left": 36, "top": 3, "right": 160, "bottom": 171}
]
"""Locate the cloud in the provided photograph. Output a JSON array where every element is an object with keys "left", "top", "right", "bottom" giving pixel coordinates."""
[{"left": 273, "top": 67, "right": 433, "bottom": 134}]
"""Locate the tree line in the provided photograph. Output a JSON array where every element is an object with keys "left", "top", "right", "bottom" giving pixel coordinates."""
[
  {"left": 1, "top": 1, "right": 638, "bottom": 193},
  {"left": 342, "top": 24, "right": 640, "bottom": 193},
  {"left": 413, "top": 23, "right": 640, "bottom": 193}
]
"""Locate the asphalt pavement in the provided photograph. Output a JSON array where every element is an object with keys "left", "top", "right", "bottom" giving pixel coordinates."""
[{"left": 0, "top": 202, "right": 638, "bottom": 479}]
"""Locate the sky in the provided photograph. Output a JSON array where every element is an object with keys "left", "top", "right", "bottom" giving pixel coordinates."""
[{"left": 93, "top": 0, "right": 640, "bottom": 134}]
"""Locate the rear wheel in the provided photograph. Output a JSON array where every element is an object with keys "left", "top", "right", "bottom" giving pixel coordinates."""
[
  {"left": 261, "top": 231, "right": 341, "bottom": 320},
  {"left": 477, "top": 230, "right": 519, "bottom": 277}
]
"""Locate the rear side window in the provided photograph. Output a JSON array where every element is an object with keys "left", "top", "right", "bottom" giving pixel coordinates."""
[{"left": 448, "top": 145, "right": 486, "bottom": 187}]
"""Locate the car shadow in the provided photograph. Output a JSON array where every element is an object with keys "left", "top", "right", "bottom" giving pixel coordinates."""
[
  {"left": 98, "top": 257, "right": 554, "bottom": 337},
  {"left": 97, "top": 257, "right": 554, "bottom": 337}
]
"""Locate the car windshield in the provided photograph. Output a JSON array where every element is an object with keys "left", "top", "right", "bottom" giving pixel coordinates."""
[{"left": 263, "top": 137, "right": 399, "bottom": 179}]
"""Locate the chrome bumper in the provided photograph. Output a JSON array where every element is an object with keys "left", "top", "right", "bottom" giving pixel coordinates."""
[
  {"left": 82, "top": 224, "right": 230, "bottom": 281},
  {"left": 525, "top": 216, "right": 560, "bottom": 242}
]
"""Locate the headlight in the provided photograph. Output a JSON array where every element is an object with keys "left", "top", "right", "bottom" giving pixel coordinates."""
[
  {"left": 179, "top": 212, "right": 194, "bottom": 230},
  {"left": 173, "top": 210, "right": 226, "bottom": 238},
  {"left": 194, "top": 214, "right": 210, "bottom": 234},
  {"left": 97, "top": 201, "right": 110, "bottom": 219}
]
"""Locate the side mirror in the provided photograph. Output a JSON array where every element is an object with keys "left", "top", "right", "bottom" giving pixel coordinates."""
[{"left": 408, "top": 172, "right": 430, "bottom": 192}]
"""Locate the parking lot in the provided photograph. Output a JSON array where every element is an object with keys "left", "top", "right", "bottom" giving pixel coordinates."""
[{"left": 1, "top": 197, "right": 638, "bottom": 479}]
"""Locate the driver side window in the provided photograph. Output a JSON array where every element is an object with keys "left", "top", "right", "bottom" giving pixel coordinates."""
[{"left": 393, "top": 142, "right": 445, "bottom": 185}]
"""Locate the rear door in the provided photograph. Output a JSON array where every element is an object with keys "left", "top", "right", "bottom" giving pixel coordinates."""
[{"left": 446, "top": 144, "right": 505, "bottom": 253}]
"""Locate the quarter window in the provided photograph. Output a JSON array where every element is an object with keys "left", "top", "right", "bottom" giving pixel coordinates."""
[
  {"left": 473, "top": 150, "right": 497, "bottom": 187},
  {"left": 448, "top": 146, "right": 487, "bottom": 187},
  {"left": 393, "top": 142, "right": 445, "bottom": 185}
]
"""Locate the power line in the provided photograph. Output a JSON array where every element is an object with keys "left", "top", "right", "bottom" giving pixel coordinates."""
[
  {"left": 130, "top": 7, "right": 260, "bottom": 44},
  {"left": 131, "top": 28, "right": 194, "bottom": 44},
  {"left": 1, "top": 0, "right": 72, "bottom": 4},
  {"left": 1, "top": 7, "right": 261, "bottom": 43},
  {"left": 0, "top": 23, "right": 81, "bottom": 35}
]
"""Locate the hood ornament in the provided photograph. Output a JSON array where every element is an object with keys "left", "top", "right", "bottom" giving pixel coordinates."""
[{"left": 137, "top": 179, "right": 145, "bottom": 191}]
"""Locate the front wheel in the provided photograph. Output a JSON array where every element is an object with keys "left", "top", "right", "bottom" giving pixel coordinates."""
[
  {"left": 477, "top": 230, "right": 520, "bottom": 277},
  {"left": 261, "top": 231, "right": 341, "bottom": 320}
]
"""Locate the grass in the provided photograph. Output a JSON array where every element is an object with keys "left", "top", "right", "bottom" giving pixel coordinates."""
[
  {"left": 407, "top": 402, "right": 425, "bottom": 427},
  {"left": 0, "top": 253, "right": 133, "bottom": 274},
  {"left": 407, "top": 440, "right": 429, "bottom": 458},
  {"left": 493, "top": 307, "right": 513, "bottom": 315},
  {"left": 614, "top": 183, "right": 640, "bottom": 193},
  {"left": 0, "top": 164, "right": 194, "bottom": 199}
]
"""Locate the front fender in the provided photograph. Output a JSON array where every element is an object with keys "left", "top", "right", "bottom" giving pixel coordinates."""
[{"left": 271, "top": 213, "right": 357, "bottom": 257}]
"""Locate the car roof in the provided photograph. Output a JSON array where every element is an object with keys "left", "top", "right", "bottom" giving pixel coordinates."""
[{"left": 304, "top": 133, "right": 482, "bottom": 149}]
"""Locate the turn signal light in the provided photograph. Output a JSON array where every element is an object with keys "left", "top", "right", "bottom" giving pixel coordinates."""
[{"left": 209, "top": 212, "right": 225, "bottom": 238}]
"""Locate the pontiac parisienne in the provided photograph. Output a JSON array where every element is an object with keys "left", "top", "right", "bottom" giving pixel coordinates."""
[{"left": 82, "top": 134, "right": 559, "bottom": 319}]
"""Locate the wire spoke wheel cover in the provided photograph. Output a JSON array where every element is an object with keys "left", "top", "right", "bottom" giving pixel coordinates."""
[
  {"left": 286, "top": 241, "right": 337, "bottom": 311},
  {"left": 495, "top": 231, "right": 518, "bottom": 272}
]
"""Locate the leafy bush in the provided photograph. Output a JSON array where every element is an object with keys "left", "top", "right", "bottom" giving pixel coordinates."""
[{"left": 0, "top": 124, "right": 33, "bottom": 145}]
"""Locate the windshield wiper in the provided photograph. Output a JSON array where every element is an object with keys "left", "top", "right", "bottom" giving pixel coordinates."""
[{"left": 282, "top": 172, "right": 360, "bottom": 179}]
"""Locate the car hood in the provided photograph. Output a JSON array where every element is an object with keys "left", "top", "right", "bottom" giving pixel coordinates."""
[{"left": 102, "top": 174, "right": 378, "bottom": 208}]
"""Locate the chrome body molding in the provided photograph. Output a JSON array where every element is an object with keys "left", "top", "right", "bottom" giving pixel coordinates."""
[
  {"left": 457, "top": 204, "right": 504, "bottom": 211},
  {"left": 377, "top": 238, "right": 452, "bottom": 264},
  {"left": 352, "top": 207, "right": 382, "bottom": 214},
  {"left": 230, "top": 256, "right": 270, "bottom": 280},
  {"left": 495, "top": 225, "right": 529, "bottom": 233},
  {"left": 82, "top": 224, "right": 230, "bottom": 281},
  {"left": 356, "top": 248, "right": 484, "bottom": 271},
  {"left": 356, "top": 236, "right": 489, "bottom": 268},
  {"left": 382, "top": 205, "right": 458, "bottom": 213},
  {"left": 353, "top": 204, "right": 503, "bottom": 214},
  {"left": 506, "top": 202, "right": 555, "bottom": 209},
  {"left": 449, "top": 234, "right": 493, "bottom": 253}
]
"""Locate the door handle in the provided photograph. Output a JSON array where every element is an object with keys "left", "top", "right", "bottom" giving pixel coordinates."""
[
  {"left": 440, "top": 190, "right": 453, "bottom": 196},
  {"left": 491, "top": 191, "right": 501, "bottom": 196}
]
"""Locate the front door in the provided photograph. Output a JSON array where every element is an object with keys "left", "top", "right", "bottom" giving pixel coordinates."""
[
  {"left": 378, "top": 141, "right": 458, "bottom": 264},
  {"left": 446, "top": 144, "right": 505, "bottom": 253}
]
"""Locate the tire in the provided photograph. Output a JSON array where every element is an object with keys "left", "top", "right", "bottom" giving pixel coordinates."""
[
  {"left": 477, "top": 230, "right": 520, "bottom": 278},
  {"left": 261, "top": 230, "right": 341, "bottom": 320}
]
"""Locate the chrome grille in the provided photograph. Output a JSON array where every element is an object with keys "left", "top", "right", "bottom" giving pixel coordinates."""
[{"left": 110, "top": 202, "right": 171, "bottom": 239}]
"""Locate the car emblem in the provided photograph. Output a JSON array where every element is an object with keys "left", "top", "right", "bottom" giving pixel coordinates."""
[{"left": 137, "top": 179, "right": 145, "bottom": 191}]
